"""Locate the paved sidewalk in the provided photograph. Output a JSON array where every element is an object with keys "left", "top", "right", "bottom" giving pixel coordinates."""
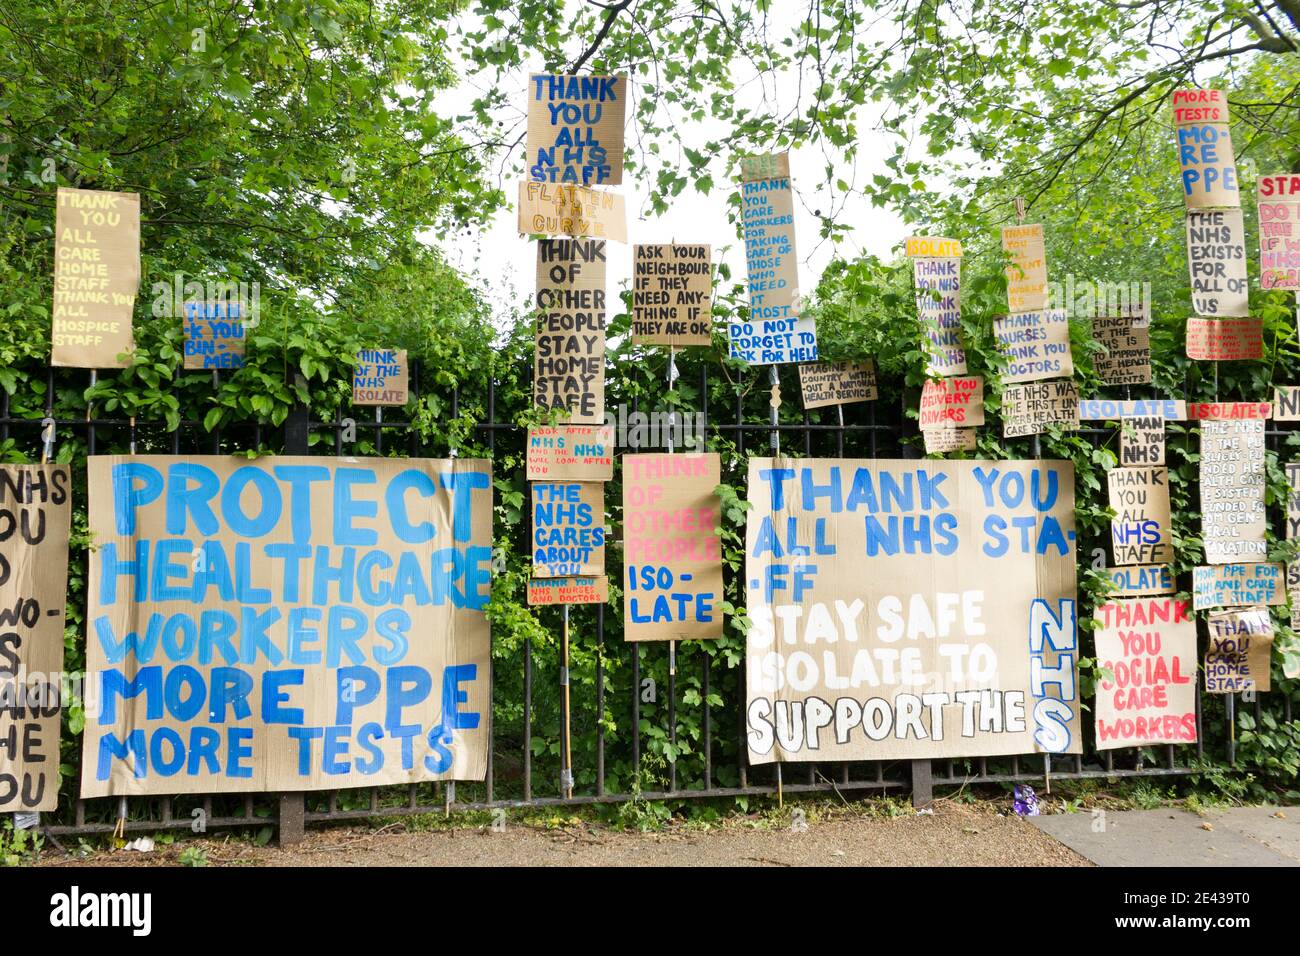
[{"left": 1030, "top": 807, "right": 1298, "bottom": 866}]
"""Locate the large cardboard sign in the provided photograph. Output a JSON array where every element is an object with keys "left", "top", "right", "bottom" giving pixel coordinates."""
[
  {"left": 1119, "top": 417, "right": 1165, "bottom": 467},
  {"left": 352, "top": 348, "right": 408, "bottom": 406},
  {"left": 622, "top": 454, "right": 723, "bottom": 642},
  {"left": 526, "top": 73, "right": 626, "bottom": 186},
  {"left": 1258, "top": 174, "right": 1300, "bottom": 291},
  {"left": 526, "top": 425, "right": 614, "bottom": 481},
  {"left": 631, "top": 244, "right": 713, "bottom": 346},
  {"left": 1091, "top": 314, "right": 1151, "bottom": 386},
  {"left": 1200, "top": 419, "right": 1267, "bottom": 565},
  {"left": 1172, "top": 88, "right": 1230, "bottom": 126},
  {"left": 535, "top": 239, "right": 606, "bottom": 423},
  {"left": 1093, "top": 597, "right": 1197, "bottom": 750},
  {"left": 1001, "top": 380, "right": 1079, "bottom": 438},
  {"left": 1186, "top": 316, "right": 1263, "bottom": 360},
  {"left": 1185, "top": 400, "right": 1270, "bottom": 420},
  {"left": 1106, "top": 564, "right": 1175, "bottom": 597},
  {"left": 1079, "top": 399, "right": 1186, "bottom": 421},
  {"left": 517, "top": 182, "right": 627, "bottom": 242},
  {"left": 1186, "top": 209, "right": 1249, "bottom": 316},
  {"left": 52, "top": 187, "right": 141, "bottom": 368},
  {"left": 913, "top": 257, "right": 966, "bottom": 376},
  {"left": 994, "top": 309, "right": 1073, "bottom": 383},
  {"left": 918, "top": 376, "right": 985, "bottom": 429},
  {"left": 1173, "top": 89, "right": 1239, "bottom": 209},
  {"left": 0, "top": 465, "right": 72, "bottom": 811},
  {"left": 81, "top": 456, "right": 493, "bottom": 797},
  {"left": 183, "top": 301, "right": 246, "bottom": 370},
  {"left": 1001, "top": 224, "right": 1048, "bottom": 312},
  {"left": 798, "top": 360, "right": 878, "bottom": 409},
  {"left": 744, "top": 458, "right": 1082, "bottom": 762},
  {"left": 1205, "top": 607, "right": 1273, "bottom": 693},
  {"left": 1192, "top": 562, "right": 1285, "bottom": 611},
  {"left": 531, "top": 481, "right": 605, "bottom": 578},
  {"left": 1108, "top": 466, "right": 1173, "bottom": 566}
]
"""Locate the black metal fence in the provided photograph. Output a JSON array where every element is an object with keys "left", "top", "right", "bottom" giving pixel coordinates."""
[{"left": 4, "top": 354, "right": 1292, "bottom": 845}]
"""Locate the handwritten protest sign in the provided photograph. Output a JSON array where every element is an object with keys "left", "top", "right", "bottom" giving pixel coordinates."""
[
  {"left": 1276, "top": 387, "right": 1300, "bottom": 421},
  {"left": 994, "top": 309, "right": 1073, "bottom": 383},
  {"left": 52, "top": 187, "right": 141, "bottom": 368},
  {"left": 183, "top": 301, "right": 245, "bottom": 370},
  {"left": 744, "top": 458, "right": 1081, "bottom": 761},
  {"left": 740, "top": 153, "right": 791, "bottom": 182},
  {"left": 913, "top": 257, "right": 966, "bottom": 376},
  {"left": 352, "top": 349, "right": 408, "bottom": 406},
  {"left": 526, "top": 73, "right": 626, "bottom": 186},
  {"left": 1186, "top": 209, "right": 1249, "bottom": 316},
  {"left": 1094, "top": 597, "right": 1197, "bottom": 749},
  {"left": 1120, "top": 417, "right": 1165, "bottom": 467},
  {"left": 517, "top": 182, "right": 627, "bottom": 242},
  {"left": 1186, "top": 317, "right": 1264, "bottom": 361},
  {"left": 535, "top": 239, "right": 606, "bottom": 423},
  {"left": 918, "top": 376, "right": 985, "bottom": 429},
  {"left": 923, "top": 427, "right": 978, "bottom": 454},
  {"left": 1288, "top": 461, "right": 1300, "bottom": 539},
  {"left": 0, "top": 465, "right": 71, "bottom": 811},
  {"left": 798, "top": 360, "right": 877, "bottom": 409},
  {"left": 1200, "top": 419, "right": 1267, "bottom": 564},
  {"left": 527, "top": 576, "right": 608, "bottom": 606},
  {"left": 1001, "top": 224, "right": 1048, "bottom": 312},
  {"left": 1106, "top": 564, "right": 1175, "bottom": 597},
  {"left": 1172, "top": 90, "right": 1239, "bottom": 209},
  {"left": 1079, "top": 399, "right": 1186, "bottom": 420},
  {"left": 81, "top": 455, "right": 492, "bottom": 797},
  {"left": 622, "top": 454, "right": 722, "bottom": 642},
  {"left": 1108, "top": 466, "right": 1173, "bottom": 566},
  {"left": 1258, "top": 174, "right": 1300, "bottom": 291},
  {"left": 1002, "top": 380, "right": 1079, "bottom": 438},
  {"left": 1185, "top": 401, "right": 1270, "bottom": 420},
  {"left": 1192, "top": 562, "right": 1285, "bottom": 611},
  {"left": 905, "top": 236, "right": 963, "bottom": 258},
  {"left": 1205, "top": 607, "right": 1273, "bottom": 693},
  {"left": 526, "top": 425, "right": 614, "bottom": 481},
  {"left": 531, "top": 482, "right": 605, "bottom": 578},
  {"left": 1091, "top": 313, "right": 1151, "bottom": 386},
  {"left": 631, "top": 244, "right": 713, "bottom": 346}
]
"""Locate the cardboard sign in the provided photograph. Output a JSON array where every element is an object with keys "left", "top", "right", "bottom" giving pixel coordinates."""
[
  {"left": 1172, "top": 88, "right": 1230, "bottom": 126},
  {"left": 526, "top": 73, "right": 626, "bottom": 186},
  {"left": 631, "top": 244, "right": 713, "bottom": 346},
  {"left": 1001, "top": 224, "right": 1048, "bottom": 312},
  {"left": 52, "top": 187, "right": 141, "bottom": 368},
  {"left": 1119, "top": 417, "right": 1165, "bottom": 467},
  {"left": 531, "top": 481, "right": 605, "bottom": 578},
  {"left": 744, "top": 458, "right": 1081, "bottom": 762},
  {"left": 183, "top": 301, "right": 245, "bottom": 370},
  {"left": 922, "top": 427, "right": 978, "bottom": 454},
  {"left": 1200, "top": 419, "right": 1267, "bottom": 565},
  {"left": 1108, "top": 466, "right": 1173, "bottom": 566},
  {"left": 918, "top": 376, "right": 985, "bottom": 429},
  {"left": 1257, "top": 175, "right": 1300, "bottom": 291},
  {"left": 526, "top": 425, "right": 614, "bottom": 481},
  {"left": 81, "top": 455, "right": 493, "bottom": 797},
  {"left": 0, "top": 465, "right": 72, "bottom": 811},
  {"left": 1093, "top": 598, "right": 1197, "bottom": 749},
  {"left": 1192, "top": 562, "right": 1285, "bottom": 611},
  {"left": 913, "top": 257, "right": 966, "bottom": 376},
  {"left": 1276, "top": 387, "right": 1300, "bottom": 422},
  {"left": 905, "top": 236, "right": 963, "bottom": 258},
  {"left": 1001, "top": 380, "right": 1079, "bottom": 438},
  {"left": 1205, "top": 607, "right": 1273, "bottom": 693},
  {"left": 1174, "top": 113, "right": 1239, "bottom": 209},
  {"left": 1106, "top": 564, "right": 1175, "bottom": 597},
  {"left": 352, "top": 348, "right": 408, "bottom": 406},
  {"left": 527, "top": 575, "right": 608, "bottom": 606},
  {"left": 740, "top": 152, "right": 791, "bottom": 182},
  {"left": 994, "top": 309, "right": 1073, "bottom": 383},
  {"left": 535, "top": 239, "right": 606, "bottom": 423},
  {"left": 1079, "top": 399, "right": 1186, "bottom": 421},
  {"left": 1185, "top": 316, "right": 1264, "bottom": 361},
  {"left": 1091, "top": 314, "right": 1152, "bottom": 386},
  {"left": 1185, "top": 401, "right": 1270, "bottom": 421},
  {"left": 735, "top": 175, "right": 817, "bottom": 364},
  {"left": 1186, "top": 209, "right": 1249, "bottom": 316},
  {"left": 622, "top": 454, "right": 723, "bottom": 642},
  {"left": 517, "top": 181, "right": 627, "bottom": 242},
  {"left": 798, "top": 360, "right": 878, "bottom": 409}
]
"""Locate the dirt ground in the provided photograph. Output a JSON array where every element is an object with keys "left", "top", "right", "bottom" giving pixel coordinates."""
[{"left": 38, "top": 801, "right": 1090, "bottom": 867}]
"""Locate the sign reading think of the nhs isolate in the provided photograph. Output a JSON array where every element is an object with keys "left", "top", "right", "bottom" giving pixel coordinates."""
[
  {"left": 81, "top": 456, "right": 493, "bottom": 796},
  {"left": 745, "top": 458, "right": 1081, "bottom": 762}
]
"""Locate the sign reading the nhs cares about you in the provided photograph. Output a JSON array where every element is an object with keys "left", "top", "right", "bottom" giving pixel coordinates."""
[
  {"left": 745, "top": 458, "right": 1081, "bottom": 762},
  {"left": 82, "top": 456, "right": 493, "bottom": 797}
]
